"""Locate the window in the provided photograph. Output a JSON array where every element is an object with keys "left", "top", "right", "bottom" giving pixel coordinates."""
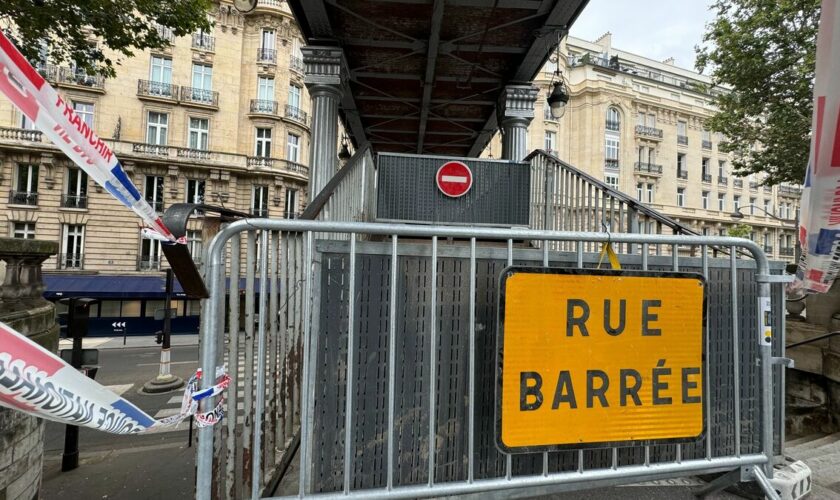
[
  {"left": 677, "top": 187, "right": 685, "bottom": 207},
  {"left": 73, "top": 101, "right": 94, "bottom": 128},
  {"left": 187, "top": 230, "right": 202, "bottom": 263},
  {"left": 20, "top": 113, "right": 37, "bottom": 130},
  {"left": 284, "top": 188, "right": 298, "bottom": 218},
  {"left": 252, "top": 185, "right": 268, "bottom": 217},
  {"left": 288, "top": 85, "right": 301, "bottom": 109},
  {"left": 718, "top": 160, "right": 726, "bottom": 178},
  {"left": 764, "top": 233, "right": 771, "bottom": 251},
  {"left": 701, "top": 158, "right": 710, "bottom": 176},
  {"left": 677, "top": 121, "right": 686, "bottom": 136},
  {"left": 604, "top": 173, "right": 619, "bottom": 190},
  {"left": 189, "top": 117, "right": 209, "bottom": 150},
  {"left": 287, "top": 133, "right": 300, "bottom": 162},
  {"left": 64, "top": 167, "right": 88, "bottom": 208},
  {"left": 734, "top": 195, "right": 741, "bottom": 211},
  {"left": 13, "top": 164, "right": 39, "bottom": 205},
  {"left": 637, "top": 182, "right": 644, "bottom": 201},
  {"left": 718, "top": 193, "right": 725, "bottom": 211},
  {"left": 61, "top": 224, "right": 85, "bottom": 269},
  {"left": 702, "top": 130, "right": 711, "bottom": 142},
  {"left": 702, "top": 227, "right": 710, "bottom": 236},
  {"left": 261, "top": 29, "right": 276, "bottom": 50},
  {"left": 637, "top": 113, "right": 645, "bottom": 127},
  {"left": 146, "top": 111, "right": 168, "bottom": 145},
  {"left": 145, "top": 175, "right": 164, "bottom": 212},
  {"left": 764, "top": 199, "right": 771, "bottom": 215},
  {"left": 676, "top": 153, "right": 686, "bottom": 176},
  {"left": 605, "top": 137, "right": 619, "bottom": 169},
  {"left": 257, "top": 76, "right": 275, "bottom": 101},
  {"left": 12, "top": 222, "right": 35, "bottom": 239},
  {"left": 255, "top": 128, "right": 272, "bottom": 157},
  {"left": 646, "top": 113, "right": 656, "bottom": 127},
  {"left": 186, "top": 179, "right": 205, "bottom": 204},
  {"left": 646, "top": 183, "right": 654, "bottom": 203},
  {"left": 139, "top": 238, "right": 162, "bottom": 270},
  {"left": 544, "top": 131, "right": 556, "bottom": 153},
  {"left": 701, "top": 191, "right": 709, "bottom": 209},
  {"left": 190, "top": 63, "right": 213, "bottom": 102},
  {"left": 149, "top": 56, "right": 173, "bottom": 96},
  {"left": 605, "top": 107, "right": 621, "bottom": 132}
]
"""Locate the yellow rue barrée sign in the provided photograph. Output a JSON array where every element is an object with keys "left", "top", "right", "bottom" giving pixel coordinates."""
[{"left": 497, "top": 268, "right": 705, "bottom": 452}]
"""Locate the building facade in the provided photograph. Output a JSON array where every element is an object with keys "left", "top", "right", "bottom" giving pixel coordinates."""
[
  {"left": 0, "top": 0, "right": 312, "bottom": 334},
  {"left": 486, "top": 33, "right": 800, "bottom": 262}
]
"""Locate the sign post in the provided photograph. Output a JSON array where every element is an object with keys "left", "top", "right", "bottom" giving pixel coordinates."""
[
  {"left": 497, "top": 268, "right": 705, "bottom": 451},
  {"left": 112, "top": 321, "right": 127, "bottom": 345},
  {"left": 142, "top": 269, "right": 184, "bottom": 393}
]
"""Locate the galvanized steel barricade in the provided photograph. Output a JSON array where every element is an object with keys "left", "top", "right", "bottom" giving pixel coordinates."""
[{"left": 195, "top": 219, "right": 788, "bottom": 500}]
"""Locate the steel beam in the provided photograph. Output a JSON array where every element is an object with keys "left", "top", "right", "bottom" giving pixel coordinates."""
[{"left": 417, "top": 0, "right": 445, "bottom": 153}]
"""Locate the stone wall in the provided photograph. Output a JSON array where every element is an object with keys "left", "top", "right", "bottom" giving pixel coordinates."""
[{"left": 0, "top": 237, "right": 59, "bottom": 500}]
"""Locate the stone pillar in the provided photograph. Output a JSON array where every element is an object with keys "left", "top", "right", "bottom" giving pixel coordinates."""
[
  {"left": 499, "top": 85, "right": 539, "bottom": 161},
  {"left": 0, "top": 237, "right": 59, "bottom": 500},
  {"left": 302, "top": 46, "right": 344, "bottom": 202}
]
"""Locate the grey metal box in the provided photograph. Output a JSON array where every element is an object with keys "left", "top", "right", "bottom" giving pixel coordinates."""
[{"left": 376, "top": 153, "right": 530, "bottom": 226}]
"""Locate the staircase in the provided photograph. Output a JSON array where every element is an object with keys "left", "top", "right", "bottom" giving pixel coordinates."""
[{"left": 786, "top": 433, "right": 840, "bottom": 498}]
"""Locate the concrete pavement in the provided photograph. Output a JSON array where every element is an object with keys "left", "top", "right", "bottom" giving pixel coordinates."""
[{"left": 58, "top": 333, "right": 199, "bottom": 350}]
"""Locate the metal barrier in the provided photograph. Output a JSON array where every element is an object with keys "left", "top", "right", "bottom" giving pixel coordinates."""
[{"left": 195, "top": 219, "right": 788, "bottom": 499}]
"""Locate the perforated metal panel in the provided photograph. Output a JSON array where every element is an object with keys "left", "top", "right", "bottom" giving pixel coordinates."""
[
  {"left": 376, "top": 153, "right": 531, "bottom": 226},
  {"left": 310, "top": 241, "right": 786, "bottom": 493}
]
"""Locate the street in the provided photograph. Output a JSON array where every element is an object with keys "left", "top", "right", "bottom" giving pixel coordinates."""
[{"left": 41, "top": 346, "right": 200, "bottom": 500}]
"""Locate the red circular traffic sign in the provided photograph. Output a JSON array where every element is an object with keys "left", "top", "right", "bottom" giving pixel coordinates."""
[{"left": 436, "top": 161, "right": 473, "bottom": 198}]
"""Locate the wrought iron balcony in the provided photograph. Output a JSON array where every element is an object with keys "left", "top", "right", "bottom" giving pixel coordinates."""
[
  {"left": 779, "top": 247, "right": 795, "bottom": 256},
  {"left": 137, "top": 256, "right": 161, "bottom": 271},
  {"left": 250, "top": 99, "right": 279, "bottom": 115},
  {"left": 176, "top": 148, "right": 211, "bottom": 160},
  {"left": 604, "top": 159, "right": 619, "bottom": 169},
  {"left": 634, "top": 162, "right": 662, "bottom": 175},
  {"left": 677, "top": 135, "right": 688, "bottom": 145},
  {"left": 58, "top": 253, "right": 84, "bottom": 270},
  {"left": 180, "top": 86, "right": 219, "bottom": 107},
  {"left": 750, "top": 182, "right": 758, "bottom": 190},
  {"left": 132, "top": 143, "right": 170, "bottom": 156},
  {"left": 677, "top": 170, "right": 688, "bottom": 179},
  {"left": 702, "top": 173, "right": 712, "bottom": 183},
  {"left": 779, "top": 185, "right": 802, "bottom": 196},
  {"left": 702, "top": 140, "right": 713, "bottom": 150},
  {"left": 764, "top": 185, "right": 773, "bottom": 193},
  {"left": 634, "top": 125, "right": 663, "bottom": 139},
  {"left": 733, "top": 179, "right": 743, "bottom": 188},
  {"left": 137, "top": 79, "right": 178, "bottom": 100},
  {"left": 257, "top": 47, "right": 277, "bottom": 63},
  {"left": 290, "top": 56, "right": 304, "bottom": 73},
  {"left": 605, "top": 120, "right": 620, "bottom": 132},
  {"left": 252, "top": 207, "right": 269, "bottom": 218},
  {"left": 57, "top": 67, "right": 105, "bottom": 89},
  {"left": 61, "top": 194, "right": 87, "bottom": 209},
  {"left": 0, "top": 126, "right": 42, "bottom": 142},
  {"left": 8, "top": 190, "right": 38, "bottom": 206},
  {"left": 146, "top": 199, "right": 164, "bottom": 213},
  {"left": 192, "top": 33, "right": 215, "bottom": 52},
  {"left": 284, "top": 211, "right": 299, "bottom": 219},
  {"left": 763, "top": 245, "right": 773, "bottom": 253},
  {"left": 153, "top": 24, "right": 175, "bottom": 43},
  {"left": 284, "top": 105, "right": 308, "bottom": 124},
  {"left": 718, "top": 176, "right": 728, "bottom": 186}
]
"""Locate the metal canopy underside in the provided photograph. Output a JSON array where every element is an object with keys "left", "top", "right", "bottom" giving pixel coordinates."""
[{"left": 289, "top": 0, "right": 588, "bottom": 157}]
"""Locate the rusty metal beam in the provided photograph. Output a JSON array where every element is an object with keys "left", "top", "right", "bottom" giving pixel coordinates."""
[
  {"left": 352, "top": 71, "right": 502, "bottom": 84},
  {"left": 417, "top": 0, "right": 445, "bottom": 153}
]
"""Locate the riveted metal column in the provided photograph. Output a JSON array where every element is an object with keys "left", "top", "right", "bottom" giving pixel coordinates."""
[
  {"left": 500, "top": 85, "right": 539, "bottom": 161},
  {"left": 303, "top": 46, "right": 345, "bottom": 202}
]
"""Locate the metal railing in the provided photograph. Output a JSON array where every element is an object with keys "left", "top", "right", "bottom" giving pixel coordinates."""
[
  {"left": 192, "top": 33, "right": 215, "bottom": 52},
  {"left": 252, "top": 207, "right": 269, "bottom": 217},
  {"left": 300, "top": 143, "right": 375, "bottom": 225},
  {"left": 257, "top": 48, "right": 277, "bottom": 63},
  {"left": 137, "top": 79, "right": 178, "bottom": 99},
  {"left": 750, "top": 182, "right": 759, "bottom": 190},
  {"left": 8, "top": 190, "right": 38, "bottom": 206},
  {"left": 718, "top": 176, "right": 728, "bottom": 186},
  {"left": 181, "top": 87, "right": 219, "bottom": 107},
  {"left": 604, "top": 158, "right": 619, "bottom": 169},
  {"left": 250, "top": 99, "right": 279, "bottom": 115},
  {"left": 57, "top": 67, "right": 105, "bottom": 88},
  {"left": 677, "top": 170, "right": 688, "bottom": 179},
  {"left": 284, "top": 105, "right": 307, "bottom": 124},
  {"left": 678, "top": 135, "right": 689, "bottom": 145},
  {"left": 61, "top": 194, "right": 87, "bottom": 209},
  {"left": 195, "top": 218, "right": 787, "bottom": 499},
  {"left": 0, "top": 126, "right": 42, "bottom": 142},
  {"left": 779, "top": 185, "right": 802, "bottom": 196},
  {"left": 702, "top": 140, "right": 713, "bottom": 150},
  {"left": 734, "top": 179, "right": 744, "bottom": 188},
  {"left": 153, "top": 23, "right": 175, "bottom": 43},
  {"left": 58, "top": 253, "right": 84, "bottom": 270},
  {"left": 605, "top": 120, "right": 620, "bottom": 132},
  {"left": 764, "top": 185, "right": 773, "bottom": 193},
  {"left": 634, "top": 125, "right": 663, "bottom": 139},
  {"left": 137, "top": 256, "right": 161, "bottom": 271},
  {"left": 290, "top": 56, "right": 304, "bottom": 73},
  {"left": 633, "top": 161, "right": 662, "bottom": 174},
  {"left": 779, "top": 247, "right": 795, "bottom": 256},
  {"left": 146, "top": 199, "right": 164, "bottom": 213},
  {"left": 702, "top": 173, "right": 712, "bottom": 183}
]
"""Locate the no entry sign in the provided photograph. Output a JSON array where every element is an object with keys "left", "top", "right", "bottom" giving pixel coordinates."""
[{"left": 436, "top": 161, "right": 473, "bottom": 198}]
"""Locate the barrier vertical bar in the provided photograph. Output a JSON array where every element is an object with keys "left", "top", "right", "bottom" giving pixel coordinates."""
[
  {"left": 758, "top": 275, "right": 773, "bottom": 477},
  {"left": 387, "top": 235, "right": 398, "bottom": 490},
  {"left": 468, "top": 237, "right": 477, "bottom": 483},
  {"left": 225, "top": 234, "right": 241, "bottom": 499},
  {"left": 672, "top": 250, "right": 682, "bottom": 465},
  {"left": 299, "top": 231, "right": 314, "bottom": 496},
  {"left": 505, "top": 238, "right": 513, "bottom": 480},
  {"left": 702, "top": 248, "right": 712, "bottom": 460},
  {"left": 266, "top": 231, "right": 279, "bottom": 478},
  {"left": 243, "top": 232, "right": 256, "bottom": 494},
  {"left": 252, "top": 230, "right": 269, "bottom": 499},
  {"left": 343, "top": 234, "right": 357, "bottom": 494},
  {"left": 731, "top": 248, "right": 741, "bottom": 458},
  {"left": 541, "top": 238, "right": 549, "bottom": 476},
  {"left": 428, "top": 236, "right": 438, "bottom": 486}
]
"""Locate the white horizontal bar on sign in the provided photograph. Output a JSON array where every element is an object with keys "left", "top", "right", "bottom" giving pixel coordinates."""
[{"left": 441, "top": 175, "right": 468, "bottom": 183}]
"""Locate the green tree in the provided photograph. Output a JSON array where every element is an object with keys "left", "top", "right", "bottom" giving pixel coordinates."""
[
  {"left": 696, "top": 0, "right": 821, "bottom": 185},
  {"left": 1, "top": 0, "right": 213, "bottom": 78},
  {"left": 727, "top": 223, "right": 753, "bottom": 239}
]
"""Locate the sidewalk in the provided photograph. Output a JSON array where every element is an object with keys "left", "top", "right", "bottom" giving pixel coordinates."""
[{"left": 58, "top": 333, "right": 199, "bottom": 350}]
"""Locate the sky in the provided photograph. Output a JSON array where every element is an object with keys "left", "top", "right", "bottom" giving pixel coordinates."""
[{"left": 569, "top": 0, "right": 717, "bottom": 72}]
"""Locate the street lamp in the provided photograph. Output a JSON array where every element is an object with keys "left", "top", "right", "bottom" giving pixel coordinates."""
[{"left": 546, "top": 30, "right": 569, "bottom": 120}]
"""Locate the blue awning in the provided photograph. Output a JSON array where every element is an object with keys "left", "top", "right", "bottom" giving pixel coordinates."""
[{"left": 43, "top": 274, "right": 260, "bottom": 300}]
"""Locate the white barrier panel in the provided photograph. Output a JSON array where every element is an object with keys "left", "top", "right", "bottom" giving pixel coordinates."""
[{"left": 0, "top": 321, "right": 228, "bottom": 434}]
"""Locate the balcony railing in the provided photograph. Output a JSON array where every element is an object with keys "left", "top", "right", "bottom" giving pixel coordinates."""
[
  {"left": 257, "top": 48, "right": 277, "bottom": 63},
  {"left": 176, "top": 147, "right": 211, "bottom": 160},
  {"left": 750, "top": 182, "right": 758, "bottom": 190},
  {"left": 605, "top": 120, "right": 620, "bottom": 132},
  {"left": 132, "top": 143, "right": 170, "bottom": 156},
  {"left": 764, "top": 245, "right": 773, "bottom": 253},
  {"left": 192, "top": 33, "right": 215, "bottom": 52},
  {"left": 61, "top": 194, "right": 87, "bottom": 209},
  {"left": 180, "top": 86, "right": 219, "bottom": 107},
  {"left": 250, "top": 99, "right": 279, "bottom": 115},
  {"left": 137, "top": 256, "right": 161, "bottom": 271},
  {"left": 283, "top": 159, "right": 309, "bottom": 174},
  {"left": 634, "top": 125, "right": 663, "bottom": 139},
  {"left": 284, "top": 211, "right": 300, "bottom": 219},
  {"left": 252, "top": 207, "right": 269, "bottom": 217},
  {"left": 634, "top": 162, "right": 662, "bottom": 175},
  {"left": 779, "top": 247, "right": 795, "bottom": 256},
  {"left": 677, "top": 135, "right": 688, "bottom": 145},
  {"left": 8, "top": 190, "right": 38, "bottom": 206},
  {"left": 290, "top": 56, "right": 304, "bottom": 73},
  {"left": 257, "top": 0, "right": 285, "bottom": 6},
  {"left": 153, "top": 24, "right": 175, "bottom": 43},
  {"left": 718, "top": 176, "right": 728, "bottom": 186},
  {"left": 58, "top": 253, "right": 84, "bottom": 270},
  {"left": 733, "top": 179, "right": 744, "bottom": 188},
  {"left": 764, "top": 185, "right": 773, "bottom": 193},
  {"left": 779, "top": 185, "right": 802, "bottom": 196},
  {"left": 245, "top": 157, "right": 310, "bottom": 175},
  {"left": 247, "top": 156, "right": 274, "bottom": 168},
  {"left": 702, "top": 140, "right": 713, "bottom": 150},
  {"left": 146, "top": 199, "right": 164, "bottom": 212},
  {"left": 137, "top": 79, "right": 178, "bottom": 100},
  {"left": 0, "top": 126, "right": 42, "bottom": 142},
  {"left": 284, "top": 105, "right": 308, "bottom": 124},
  {"left": 57, "top": 67, "right": 105, "bottom": 89},
  {"left": 702, "top": 173, "right": 712, "bottom": 183},
  {"left": 604, "top": 159, "right": 619, "bottom": 169},
  {"left": 677, "top": 170, "right": 688, "bottom": 179}
]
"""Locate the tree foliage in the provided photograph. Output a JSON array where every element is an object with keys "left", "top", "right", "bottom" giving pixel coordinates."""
[
  {"left": 727, "top": 223, "right": 753, "bottom": 239},
  {"left": 696, "top": 0, "right": 821, "bottom": 185},
  {"left": 0, "top": 0, "right": 213, "bottom": 78}
]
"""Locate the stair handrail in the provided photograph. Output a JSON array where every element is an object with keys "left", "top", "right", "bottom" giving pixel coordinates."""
[
  {"left": 786, "top": 330, "right": 840, "bottom": 349},
  {"left": 300, "top": 142, "right": 372, "bottom": 220}
]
